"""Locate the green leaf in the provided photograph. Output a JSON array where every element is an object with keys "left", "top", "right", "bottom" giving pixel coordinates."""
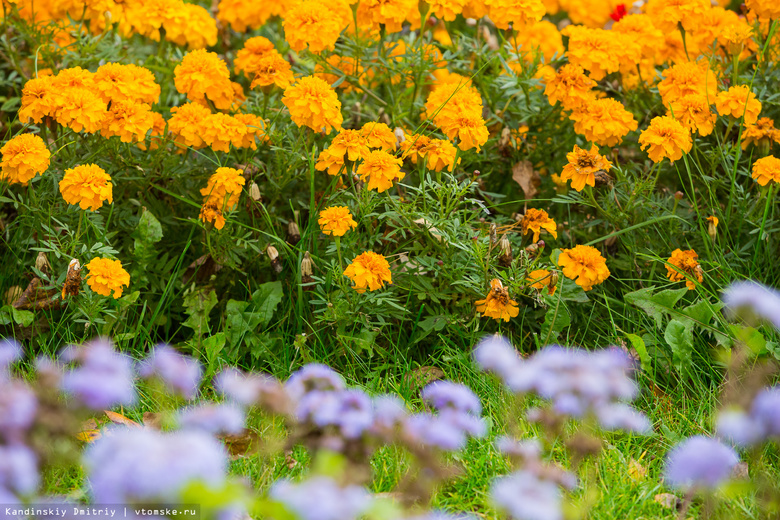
[
  {"left": 201, "top": 332, "right": 226, "bottom": 378},
  {"left": 625, "top": 333, "right": 651, "bottom": 373},
  {"left": 559, "top": 277, "right": 589, "bottom": 303},
  {"left": 133, "top": 208, "right": 164, "bottom": 246},
  {"left": 0, "top": 305, "right": 13, "bottom": 326},
  {"left": 665, "top": 319, "right": 694, "bottom": 374},
  {"left": 250, "top": 281, "right": 284, "bottom": 327},
  {"left": 540, "top": 300, "right": 571, "bottom": 342},
  {"left": 182, "top": 289, "right": 218, "bottom": 337},
  {"left": 625, "top": 286, "right": 688, "bottom": 329},
  {"left": 11, "top": 307, "right": 34, "bottom": 327}
]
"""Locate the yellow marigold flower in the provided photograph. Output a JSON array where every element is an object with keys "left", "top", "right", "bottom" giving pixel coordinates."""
[
  {"left": 174, "top": 50, "right": 234, "bottom": 111},
  {"left": 544, "top": 64, "right": 596, "bottom": 111},
  {"left": 521, "top": 208, "right": 558, "bottom": 243},
  {"left": 751, "top": 156, "right": 780, "bottom": 186},
  {"left": 475, "top": 278, "right": 520, "bottom": 322},
  {"left": 233, "top": 113, "right": 267, "bottom": 150},
  {"left": 52, "top": 67, "right": 95, "bottom": 91},
  {"left": 59, "top": 164, "right": 113, "bottom": 211},
  {"left": 315, "top": 153, "right": 346, "bottom": 176},
  {"left": 639, "top": 116, "right": 692, "bottom": 163},
  {"left": 611, "top": 14, "right": 665, "bottom": 61},
  {"left": 249, "top": 52, "right": 294, "bottom": 91},
  {"left": 93, "top": 63, "right": 161, "bottom": 105},
  {"left": 562, "top": 26, "right": 641, "bottom": 81},
  {"left": 315, "top": 56, "right": 365, "bottom": 93},
  {"left": 442, "top": 114, "right": 489, "bottom": 152},
  {"left": 658, "top": 61, "right": 718, "bottom": 107},
  {"left": 322, "top": 129, "right": 371, "bottom": 163},
  {"left": 715, "top": 85, "right": 762, "bottom": 125},
  {"left": 217, "top": 0, "right": 282, "bottom": 32},
  {"left": 234, "top": 36, "right": 276, "bottom": 76},
  {"left": 570, "top": 98, "right": 638, "bottom": 147},
  {"left": 0, "top": 134, "right": 51, "bottom": 185},
  {"left": 421, "top": 139, "right": 459, "bottom": 172},
  {"left": 101, "top": 100, "right": 155, "bottom": 143},
  {"left": 283, "top": 0, "right": 349, "bottom": 53},
  {"left": 200, "top": 167, "right": 246, "bottom": 210},
  {"left": 484, "top": 0, "right": 545, "bottom": 29},
  {"left": 400, "top": 133, "right": 432, "bottom": 163},
  {"left": 666, "top": 248, "right": 702, "bottom": 290},
  {"left": 343, "top": 251, "right": 392, "bottom": 293},
  {"left": 168, "top": 103, "right": 211, "bottom": 149},
  {"left": 426, "top": 82, "right": 484, "bottom": 130},
  {"left": 527, "top": 269, "right": 557, "bottom": 295},
  {"left": 668, "top": 94, "right": 716, "bottom": 137},
  {"left": 199, "top": 201, "right": 226, "bottom": 230},
  {"left": 428, "top": 0, "right": 468, "bottom": 21},
  {"left": 19, "top": 76, "right": 56, "bottom": 123},
  {"left": 557, "top": 245, "right": 610, "bottom": 291},
  {"left": 646, "top": 0, "right": 710, "bottom": 32},
  {"left": 318, "top": 206, "right": 358, "bottom": 236},
  {"left": 54, "top": 88, "right": 107, "bottom": 134},
  {"left": 165, "top": 3, "right": 218, "bottom": 50},
  {"left": 741, "top": 117, "right": 780, "bottom": 150},
  {"left": 360, "top": 122, "right": 397, "bottom": 151},
  {"left": 463, "top": 0, "right": 488, "bottom": 18},
  {"left": 511, "top": 20, "right": 563, "bottom": 63},
  {"left": 357, "top": 150, "right": 405, "bottom": 193},
  {"left": 137, "top": 112, "right": 167, "bottom": 151},
  {"left": 200, "top": 113, "right": 248, "bottom": 153},
  {"left": 85, "top": 257, "right": 130, "bottom": 299},
  {"left": 282, "top": 76, "right": 343, "bottom": 135},
  {"left": 745, "top": 0, "right": 780, "bottom": 20},
  {"left": 356, "top": 0, "right": 416, "bottom": 32},
  {"left": 560, "top": 144, "right": 612, "bottom": 192}
]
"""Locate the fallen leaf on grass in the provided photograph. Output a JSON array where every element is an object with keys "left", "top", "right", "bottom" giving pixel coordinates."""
[
  {"left": 512, "top": 160, "right": 540, "bottom": 200},
  {"left": 628, "top": 458, "right": 647, "bottom": 482},
  {"left": 653, "top": 493, "right": 679, "bottom": 509},
  {"left": 403, "top": 366, "right": 445, "bottom": 388},
  {"left": 104, "top": 410, "right": 141, "bottom": 427}
]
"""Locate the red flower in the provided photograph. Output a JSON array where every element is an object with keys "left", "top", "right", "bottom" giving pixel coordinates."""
[{"left": 610, "top": 4, "right": 627, "bottom": 21}]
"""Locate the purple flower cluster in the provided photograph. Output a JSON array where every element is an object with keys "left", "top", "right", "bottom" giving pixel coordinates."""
[
  {"left": 176, "top": 403, "right": 245, "bottom": 435},
  {"left": 60, "top": 339, "right": 136, "bottom": 410},
  {"left": 663, "top": 435, "right": 739, "bottom": 490},
  {"left": 0, "top": 339, "right": 22, "bottom": 377},
  {"left": 85, "top": 427, "right": 228, "bottom": 503},
  {"left": 0, "top": 379, "right": 37, "bottom": 444},
  {"left": 491, "top": 470, "right": 563, "bottom": 520},
  {"left": 474, "top": 336, "right": 650, "bottom": 434},
  {"left": 716, "top": 386, "right": 780, "bottom": 447},
  {"left": 722, "top": 281, "right": 780, "bottom": 330},
  {"left": 269, "top": 476, "right": 372, "bottom": 520},
  {"left": 138, "top": 345, "right": 202, "bottom": 399}
]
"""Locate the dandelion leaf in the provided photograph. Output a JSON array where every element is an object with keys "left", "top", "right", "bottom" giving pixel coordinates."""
[{"left": 624, "top": 286, "right": 687, "bottom": 329}]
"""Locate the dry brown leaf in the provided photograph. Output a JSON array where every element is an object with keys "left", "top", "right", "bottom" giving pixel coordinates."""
[
  {"left": 142, "top": 411, "right": 163, "bottom": 430},
  {"left": 627, "top": 458, "right": 647, "bottom": 482},
  {"left": 404, "top": 366, "right": 445, "bottom": 388},
  {"left": 284, "top": 450, "right": 298, "bottom": 470},
  {"left": 512, "top": 161, "right": 540, "bottom": 200},
  {"left": 653, "top": 493, "right": 679, "bottom": 509},
  {"left": 732, "top": 461, "right": 749, "bottom": 480},
  {"left": 220, "top": 430, "right": 259, "bottom": 459},
  {"left": 76, "top": 418, "right": 101, "bottom": 443},
  {"left": 104, "top": 410, "right": 141, "bottom": 428},
  {"left": 413, "top": 218, "right": 445, "bottom": 242}
]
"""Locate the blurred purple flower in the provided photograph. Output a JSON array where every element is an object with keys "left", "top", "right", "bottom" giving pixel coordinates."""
[
  {"left": 214, "top": 367, "right": 280, "bottom": 407},
  {"left": 0, "top": 380, "right": 37, "bottom": 443},
  {"left": 722, "top": 281, "right": 780, "bottom": 330},
  {"left": 751, "top": 387, "right": 780, "bottom": 436},
  {"left": 0, "top": 444, "right": 39, "bottom": 495},
  {"left": 473, "top": 335, "right": 523, "bottom": 382},
  {"left": 177, "top": 403, "right": 245, "bottom": 435},
  {"left": 285, "top": 364, "right": 345, "bottom": 402},
  {"left": 664, "top": 435, "right": 739, "bottom": 490},
  {"left": 371, "top": 395, "right": 408, "bottom": 432},
  {"left": 59, "top": 339, "right": 136, "bottom": 410},
  {"left": 716, "top": 409, "right": 765, "bottom": 447},
  {"left": 495, "top": 437, "right": 542, "bottom": 459},
  {"left": 421, "top": 381, "right": 482, "bottom": 416},
  {"left": 269, "top": 476, "right": 372, "bottom": 520},
  {"left": 404, "top": 412, "right": 483, "bottom": 451},
  {"left": 85, "top": 427, "right": 227, "bottom": 503},
  {"left": 296, "top": 389, "right": 374, "bottom": 439},
  {"left": 596, "top": 403, "right": 652, "bottom": 434},
  {"left": 405, "top": 513, "right": 478, "bottom": 520},
  {"left": 491, "top": 471, "right": 562, "bottom": 520},
  {"left": 138, "top": 345, "right": 201, "bottom": 399},
  {"left": 0, "top": 339, "right": 22, "bottom": 375}
]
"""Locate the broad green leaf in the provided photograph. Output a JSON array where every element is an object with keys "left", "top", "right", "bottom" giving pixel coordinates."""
[
  {"left": 625, "top": 333, "right": 650, "bottom": 373},
  {"left": 665, "top": 319, "right": 693, "bottom": 374},
  {"left": 625, "top": 286, "right": 688, "bottom": 329},
  {"left": 11, "top": 307, "right": 34, "bottom": 327},
  {"left": 250, "top": 281, "right": 284, "bottom": 328},
  {"left": 182, "top": 288, "right": 218, "bottom": 337}
]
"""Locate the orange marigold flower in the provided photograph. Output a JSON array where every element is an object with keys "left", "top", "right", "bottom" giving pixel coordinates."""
[
  {"left": 442, "top": 113, "right": 489, "bottom": 152},
  {"left": 85, "top": 257, "right": 130, "bottom": 299},
  {"left": 200, "top": 113, "right": 248, "bottom": 153},
  {"left": 400, "top": 133, "right": 432, "bottom": 163},
  {"left": 249, "top": 52, "right": 294, "bottom": 91},
  {"left": 666, "top": 248, "right": 702, "bottom": 290},
  {"left": 93, "top": 63, "right": 161, "bottom": 105},
  {"left": 54, "top": 88, "right": 107, "bottom": 134},
  {"left": 360, "top": 122, "right": 397, "bottom": 151},
  {"left": 638, "top": 116, "right": 692, "bottom": 163},
  {"left": 658, "top": 61, "right": 718, "bottom": 107},
  {"left": 101, "top": 100, "right": 155, "bottom": 143},
  {"left": 52, "top": 66, "right": 95, "bottom": 91},
  {"left": 611, "top": 14, "right": 665, "bottom": 60},
  {"left": 343, "top": 251, "right": 392, "bottom": 292},
  {"left": 751, "top": 156, "right": 780, "bottom": 186},
  {"left": 315, "top": 153, "right": 346, "bottom": 176},
  {"left": 168, "top": 103, "right": 211, "bottom": 149},
  {"left": 165, "top": 3, "right": 218, "bottom": 50},
  {"left": 646, "top": 0, "right": 710, "bottom": 32},
  {"left": 199, "top": 201, "right": 226, "bottom": 230},
  {"left": 669, "top": 94, "right": 716, "bottom": 137},
  {"left": 570, "top": 98, "right": 638, "bottom": 147},
  {"left": 356, "top": 0, "right": 416, "bottom": 33},
  {"left": 59, "top": 164, "right": 113, "bottom": 211},
  {"left": 544, "top": 64, "right": 596, "bottom": 111},
  {"left": 521, "top": 208, "right": 558, "bottom": 242},
  {"left": 527, "top": 269, "right": 557, "bottom": 295},
  {"left": 137, "top": 112, "right": 167, "bottom": 151},
  {"left": 715, "top": 85, "right": 762, "bottom": 125},
  {"left": 200, "top": 167, "right": 246, "bottom": 210},
  {"left": 233, "top": 113, "right": 267, "bottom": 150},
  {"left": 0, "top": 134, "right": 51, "bottom": 185},
  {"left": 283, "top": 0, "right": 349, "bottom": 53},
  {"left": 315, "top": 55, "right": 364, "bottom": 93},
  {"left": 420, "top": 138, "right": 459, "bottom": 172},
  {"left": 560, "top": 144, "right": 613, "bottom": 192},
  {"left": 318, "top": 206, "right": 358, "bottom": 236},
  {"left": 745, "top": 0, "right": 780, "bottom": 20},
  {"left": 475, "top": 278, "right": 520, "bottom": 322},
  {"left": 512, "top": 20, "right": 563, "bottom": 63},
  {"left": 425, "top": 80, "right": 483, "bottom": 127},
  {"left": 428, "top": 0, "right": 468, "bottom": 21},
  {"left": 323, "top": 129, "right": 371, "bottom": 163},
  {"left": 234, "top": 36, "right": 276, "bottom": 76},
  {"left": 562, "top": 26, "right": 641, "bottom": 81},
  {"left": 463, "top": 0, "right": 488, "bottom": 18},
  {"left": 557, "top": 244, "right": 610, "bottom": 291},
  {"left": 741, "top": 117, "right": 780, "bottom": 150},
  {"left": 484, "top": 0, "right": 545, "bottom": 29},
  {"left": 174, "top": 50, "right": 234, "bottom": 110},
  {"left": 19, "top": 76, "right": 56, "bottom": 123},
  {"left": 357, "top": 150, "right": 404, "bottom": 193},
  {"left": 217, "top": 0, "right": 282, "bottom": 32},
  {"left": 282, "top": 76, "right": 344, "bottom": 134}
]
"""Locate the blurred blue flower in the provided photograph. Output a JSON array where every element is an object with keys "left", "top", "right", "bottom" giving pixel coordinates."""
[
  {"left": 722, "top": 281, "right": 780, "bottom": 330},
  {"left": 177, "top": 403, "right": 245, "bottom": 435},
  {"left": 0, "top": 380, "right": 37, "bottom": 443},
  {"left": 0, "top": 338, "right": 22, "bottom": 376},
  {"left": 214, "top": 367, "right": 281, "bottom": 407},
  {"left": 664, "top": 435, "right": 739, "bottom": 490},
  {"left": 138, "top": 345, "right": 201, "bottom": 399},
  {"left": 472, "top": 335, "right": 523, "bottom": 383},
  {"left": 716, "top": 409, "right": 766, "bottom": 447},
  {"left": 0, "top": 444, "right": 39, "bottom": 495},
  {"left": 60, "top": 339, "right": 136, "bottom": 410},
  {"left": 421, "top": 381, "right": 482, "bottom": 416},
  {"left": 491, "top": 470, "right": 563, "bottom": 520},
  {"left": 751, "top": 387, "right": 780, "bottom": 436},
  {"left": 269, "top": 476, "right": 372, "bottom": 520},
  {"left": 596, "top": 403, "right": 652, "bottom": 434},
  {"left": 285, "top": 364, "right": 345, "bottom": 402},
  {"left": 370, "top": 395, "right": 408, "bottom": 432},
  {"left": 296, "top": 389, "right": 374, "bottom": 439}
]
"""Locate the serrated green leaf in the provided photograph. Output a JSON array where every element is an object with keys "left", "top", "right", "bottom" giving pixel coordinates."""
[
  {"left": 625, "top": 286, "right": 688, "bottom": 329},
  {"left": 665, "top": 319, "right": 693, "bottom": 374}
]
